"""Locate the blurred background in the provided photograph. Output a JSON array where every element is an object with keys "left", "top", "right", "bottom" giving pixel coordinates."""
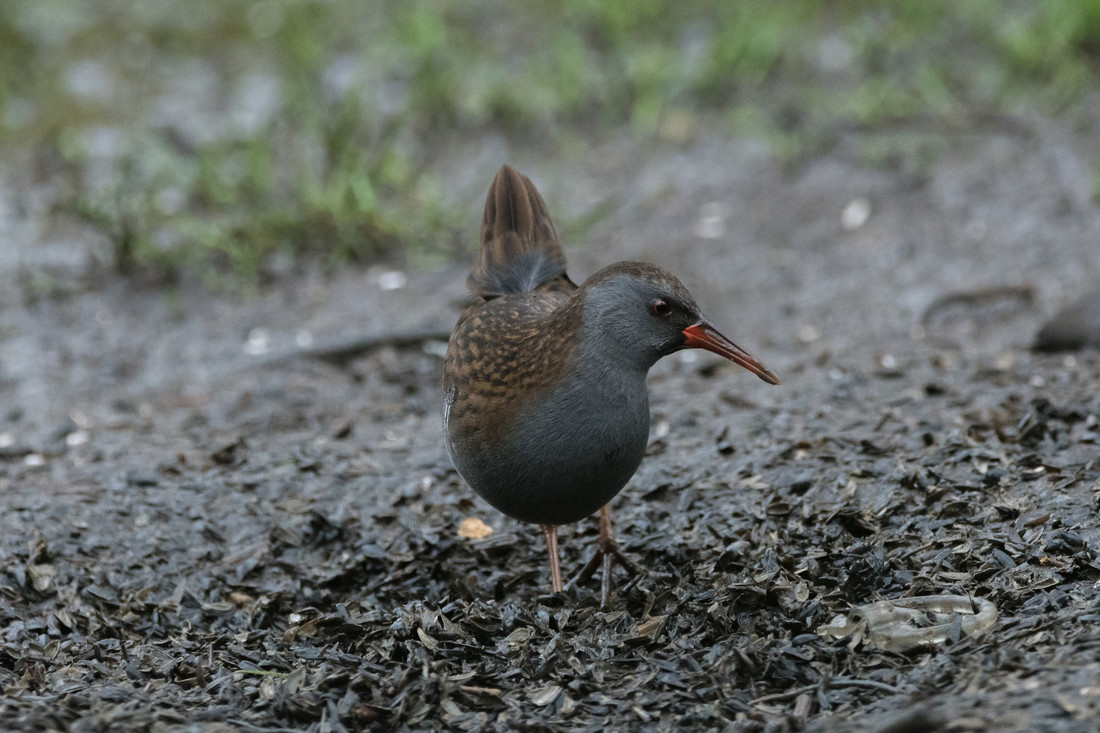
[
  {"left": 2, "top": 6, "right": 1099, "bottom": 729},
  {"left": 2, "top": 0, "right": 1099, "bottom": 291}
]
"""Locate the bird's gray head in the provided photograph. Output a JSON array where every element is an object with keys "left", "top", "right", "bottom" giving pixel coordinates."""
[
  {"left": 575, "top": 260, "right": 781, "bottom": 384},
  {"left": 577, "top": 262, "right": 702, "bottom": 372}
]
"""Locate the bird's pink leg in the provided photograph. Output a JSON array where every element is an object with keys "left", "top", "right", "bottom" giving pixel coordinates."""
[
  {"left": 568, "top": 505, "right": 640, "bottom": 606},
  {"left": 542, "top": 524, "right": 563, "bottom": 592}
]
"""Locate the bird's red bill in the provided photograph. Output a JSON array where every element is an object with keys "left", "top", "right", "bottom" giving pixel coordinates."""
[{"left": 682, "top": 322, "right": 781, "bottom": 385}]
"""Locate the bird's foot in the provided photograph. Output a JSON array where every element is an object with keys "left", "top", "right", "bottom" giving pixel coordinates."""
[
  {"left": 565, "top": 506, "right": 639, "bottom": 607},
  {"left": 565, "top": 538, "right": 639, "bottom": 608}
]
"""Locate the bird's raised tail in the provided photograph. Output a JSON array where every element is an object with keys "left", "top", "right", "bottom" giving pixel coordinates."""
[{"left": 468, "top": 165, "right": 575, "bottom": 299}]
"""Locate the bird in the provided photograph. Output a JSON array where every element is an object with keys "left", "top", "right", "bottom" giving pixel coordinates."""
[{"left": 443, "top": 165, "right": 780, "bottom": 605}]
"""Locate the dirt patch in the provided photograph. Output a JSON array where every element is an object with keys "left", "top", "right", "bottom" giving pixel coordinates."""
[{"left": 2, "top": 129, "right": 1099, "bottom": 730}]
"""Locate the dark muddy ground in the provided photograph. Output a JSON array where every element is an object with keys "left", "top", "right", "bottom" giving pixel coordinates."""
[{"left": 2, "top": 126, "right": 1099, "bottom": 731}]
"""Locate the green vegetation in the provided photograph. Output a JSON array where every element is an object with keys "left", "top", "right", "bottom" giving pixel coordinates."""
[{"left": 2, "top": 0, "right": 1098, "bottom": 285}]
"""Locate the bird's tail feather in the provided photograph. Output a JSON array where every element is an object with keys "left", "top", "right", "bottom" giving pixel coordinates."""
[{"left": 468, "top": 165, "right": 573, "bottom": 298}]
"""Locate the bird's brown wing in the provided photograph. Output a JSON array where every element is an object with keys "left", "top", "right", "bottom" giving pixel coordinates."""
[{"left": 444, "top": 290, "right": 579, "bottom": 442}]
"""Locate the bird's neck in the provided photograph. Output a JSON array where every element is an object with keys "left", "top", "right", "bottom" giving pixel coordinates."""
[{"left": 571, "top": 328, "right": 652, "bottom": 398}]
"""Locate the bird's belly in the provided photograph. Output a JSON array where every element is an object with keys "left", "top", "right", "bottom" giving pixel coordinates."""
[{"left": 446, "top": 384, "right": 650, "bottom": 526}]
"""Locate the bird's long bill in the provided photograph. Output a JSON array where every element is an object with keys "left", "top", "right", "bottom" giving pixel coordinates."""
[{"left": 682, "top": 321, "right": 781, "bottom": 385}]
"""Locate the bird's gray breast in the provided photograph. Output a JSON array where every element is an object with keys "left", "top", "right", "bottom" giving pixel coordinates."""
[{"left": 460, "top": 367, "right": 650, "bottom": 526}]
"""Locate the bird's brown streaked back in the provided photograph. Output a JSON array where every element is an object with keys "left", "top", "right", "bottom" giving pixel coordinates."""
[{"left": 444, "top": 292, "right": 581, "bottom": 443}]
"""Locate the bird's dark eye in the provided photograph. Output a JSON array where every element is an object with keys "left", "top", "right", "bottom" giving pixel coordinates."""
[{"left": 650, "top": 298, "right": 672, "bottom": 317}]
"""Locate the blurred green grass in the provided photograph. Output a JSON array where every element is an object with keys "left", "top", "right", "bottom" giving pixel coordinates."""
[{"left": 2, "top": 0, "right": 1098, "bottom": 286}]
